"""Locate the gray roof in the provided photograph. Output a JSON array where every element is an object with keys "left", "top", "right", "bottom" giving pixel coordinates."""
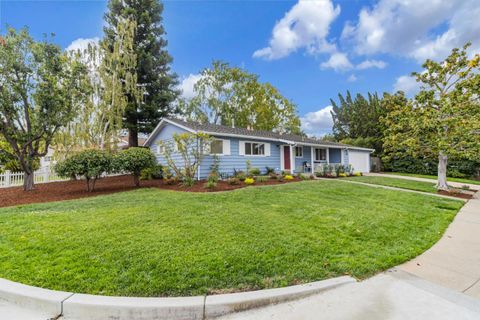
[{"left": 156, "top": 118, "right": 373, "bottom": 151}]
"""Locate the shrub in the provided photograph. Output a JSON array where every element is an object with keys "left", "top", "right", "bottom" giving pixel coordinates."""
[
  {"left": 204, "top": 180, "right": 217, "bottom": 190},
  {"left": 210, "top": 155, "right": 220, "bottom": 177},
  {"left": 114, "top": 147, "right": 156, "bottom": 187},
  {"left": 164, "top": 177, "right": 177, "bottom": 185},
  {"left": 234, "top": 170, "right": 246, "bottom": 181},
  {"left": 284, "top": 175, "right": 294, "bottom": 180},
  {"left": 256, "top": 175, "right": 269, "bottom": 182},
  {"left": 298, "top": 174, "right": 310, "bottom": 180},
  {"left": 181, "top": 175, "right": 195, "bottom": 187},
  {"left": 140, "top": 164, "right": 163, "bottom": 180},
  {"left": 207, "top": 173, "right": 219, "bottom": 184},
  {"left": 309, "top": 174, "right": 315, "bottom": 180},
  {"left": 246, "top": 160, "right": 252, "bottom": 177},
  {"left": 353, "top": 172, "right": 362, "bottom": 176},
  {"left": 227, "top": 177, "right": 240, "bottom": 185},
  {"left": 338, "top": 173, "right": 347, "bottom": 177},
  {"left": 250, "top": 167, "right": 261, "bottom": 175},
  {"left": 265, "top": 166, "right": 275, "bottom": 174},
  {"left": 244, "top": 177, "right": 255, "bottom": 185},
  {"left": 56, "top": 149, "right": 112, "bottom": 192},
  {"left": 162, "top": 167, "right": 173, "bottom": 179}
]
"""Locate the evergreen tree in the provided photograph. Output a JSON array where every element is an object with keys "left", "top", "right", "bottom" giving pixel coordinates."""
[{"left": 103, "top": 0, "right": 179, "bottom": 147}]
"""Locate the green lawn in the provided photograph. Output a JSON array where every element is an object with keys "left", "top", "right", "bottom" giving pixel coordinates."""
[
  {"left": 385, "top": 172, "right": 480, "bottom": 185},
  {"left": 344, "top": 176, "right": 438, "bottom": 193},
  {"left": 0, "top": 181, "right": 463, "bottom": 297}
]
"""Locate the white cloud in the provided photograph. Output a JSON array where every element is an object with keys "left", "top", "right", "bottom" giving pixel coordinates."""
[
  {"left": 393, "top": 75, "right": 419, "bottom": 96},
  {"left": 66, "top": 37, "right": 100, "bottom": 52},
  {"left": 343, "top": 0, "right": 480, "bottom": 62},
  {"left": 347, "top": 74, "right": 357, "bottom": 82},
  {"left": 178, "top": 73, "right": 202, "bottom": 99},
  {"left": 253, "top": 0, "right": 340, "bottom": 60},
  {"left": 356, "top": 59, "right": 387, "bottom": 70},
  {"left": 320, "top": 52, "right": 353, "bottom": 72},
  {"left": 301, "top": 106, "right": 334, "bottom": 137}
]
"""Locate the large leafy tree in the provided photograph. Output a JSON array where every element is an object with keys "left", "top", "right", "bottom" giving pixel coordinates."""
[
  {"left": 330, "top": 91, "right": 385, "bottom": 154},
  {"left": 383, "top": 44, "right": 480, "bottom": 190},
  {"left": 104, "top": 0, "right": 179, "bottom": 147},
  {"left": 0, "top": 28, "right": 86, "bottom": 190},
  {"left": 181, "top": 61, "right": 302, "bottom": 134},
  {"left": 55, "top": 18, "right": 140, "bottom": 158}
]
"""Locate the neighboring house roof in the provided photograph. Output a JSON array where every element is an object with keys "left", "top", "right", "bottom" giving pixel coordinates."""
[{"left": 144, "top": 118, "right": 374, "bottom": 152}]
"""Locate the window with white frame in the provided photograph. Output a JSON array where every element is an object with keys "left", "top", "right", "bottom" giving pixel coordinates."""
[
  {"left": 295, "top": 146, "right": 303, "bottom": 158},
  {"left": 315, "top": 148, "right": 327, "bottom": 161},
  {"left": 245, "top": 142, "right": 265, "bottom": 155},
  {"left": 210, "top": 139, "right": 224, "bottom": 154},
  {"left": 156, "top": 144, "right": 165, "bottom": 154}
]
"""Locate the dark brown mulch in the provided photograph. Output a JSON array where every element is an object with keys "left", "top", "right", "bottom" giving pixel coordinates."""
[
  {"left": 437, "top": 190, "right": 474, "bottom": 200},
  {"left": 0, "top": 175, "right": 302, "bottom": 208}
]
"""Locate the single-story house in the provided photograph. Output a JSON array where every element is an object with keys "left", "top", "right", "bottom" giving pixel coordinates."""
[{"left": 144, "top": 118, "right": 374, "bottom": 179}]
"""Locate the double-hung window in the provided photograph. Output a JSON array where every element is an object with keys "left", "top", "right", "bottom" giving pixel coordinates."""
[
  {"left": 245, "top": 142, "right": 265, "bottom": 155},
  {"left": 315, "top": 148, "right": 327, "bottom": 161},
  {"left": 210, "top": 139, "right": 224, "bottom": 155},
  {"left": 295, "top": 146, "right": 303, "bottom": 157}
]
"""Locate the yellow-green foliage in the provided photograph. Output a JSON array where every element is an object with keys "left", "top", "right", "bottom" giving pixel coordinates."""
[
  {"left": 339, "top": 173, "right": 347, "bottom": 177},
  {"left": 244, "top": 177, "right": 255, "bottom": 185},
  {"left": 354, "top": 172, "right": 362, "bottom": 176},
  {"left": 284, "top": 175, "right": 294, "bottom": 180}
]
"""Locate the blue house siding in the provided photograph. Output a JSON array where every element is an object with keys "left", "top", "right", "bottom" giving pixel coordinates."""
[
  {"left": 200, "top": 136, "right": 281, "bottom": 179},
  {"left": 148, "top": 123, "right": 189, "bottom": 173},
  {"left": 343, "top": 149, "right": 349, "bottom": 167},
  {"left": 294, "top": 146, "right": 311, "bottom": 171},
  {"left": 328, "top": 148, "right": 342, "bottom": 163}
]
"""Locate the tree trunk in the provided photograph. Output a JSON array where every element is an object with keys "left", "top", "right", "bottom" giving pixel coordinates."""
[
  {"left": 437, "top": 152, "right": 449, "bottom": 191},
  {"left": 129, "top": 127, "right": 138, "bottom": 147},
  {"left": 133, "top": 174, "right": 140, "bottom": 187},
  {"left": 23, "top": 171, "right": 34, "bottom": 191}
]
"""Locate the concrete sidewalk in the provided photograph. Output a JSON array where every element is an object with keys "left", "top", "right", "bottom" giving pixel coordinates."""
[
  {"left": 0, "top": 299, "right": 46, "bottom": 320},
  {"left": 220, "top": 270, "right": 480, "bottom": 320},
  {"left": 400, "top": 193, "right": 480, "bottom": 298},
  {"left": 366, "top": 173, "right": 480, "bottom": 191}
]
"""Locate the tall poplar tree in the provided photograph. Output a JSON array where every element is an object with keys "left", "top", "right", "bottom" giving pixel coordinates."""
[{"left": 103, "top": 0, "right": 179, "bottom": 147}]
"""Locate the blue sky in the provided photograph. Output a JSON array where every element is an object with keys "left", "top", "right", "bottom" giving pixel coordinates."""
[{"left": 1, "top": 0, "right": 479, "bottom": 136}]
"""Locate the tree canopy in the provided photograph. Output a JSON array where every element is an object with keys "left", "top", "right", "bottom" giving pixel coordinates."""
[
  {"left": 382, "top": 43, "right": 480, "bottom": 190},
  {"left": 180, "top": 61, "right": 302, "bottom": 134},
  {"left": 0, "top": 28, "right": 87, "bottom": 190},
  {"left": 330, "top": 91, "right": 385, "bottom": 154},
  {"left": 103, "top": 0, "right": 179, "bottom": 147}
]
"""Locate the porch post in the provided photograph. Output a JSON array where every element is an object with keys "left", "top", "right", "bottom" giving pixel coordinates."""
[
  {"left": 326, "top": 148, "right": 330, "bottom": 164},
  {"left": 290, "top": 145, "right": 294, "bottom": 174},
  {"left": 310, "top": 147, "right": 314, "bottom": 173}
]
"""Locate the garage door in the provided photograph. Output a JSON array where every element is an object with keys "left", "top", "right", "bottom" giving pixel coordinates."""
[{"left": 348, "top": 150, "right": 370, "bottom": 173}]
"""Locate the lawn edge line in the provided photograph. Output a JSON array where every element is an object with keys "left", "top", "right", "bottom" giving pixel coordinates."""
[{"left": 319, "top": 178, "right": 466, "bottom": 202}]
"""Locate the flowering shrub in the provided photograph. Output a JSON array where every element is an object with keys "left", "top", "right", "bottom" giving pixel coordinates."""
[
  {"left": 227, "top": 177, "right": 240, "bottom": 185},
  {"left": 353, "top": 172, "right": 362, "bottom": 176},
  {"left": 338, "top": 173, "right": 347, "bottom": 177},
  {"left": 284, "top": 175, "right": 294, "bottom": 180},
  {"left": 244, "top": 177, "right": 255, "bottom": 185}
]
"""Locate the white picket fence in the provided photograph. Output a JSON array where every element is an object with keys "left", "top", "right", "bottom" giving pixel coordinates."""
[{"left": 0, "top": 167, "right": 67, "bottom": 188}]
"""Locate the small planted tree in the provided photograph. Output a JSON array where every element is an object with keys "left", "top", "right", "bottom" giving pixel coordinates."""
[
  {"left": 158, "top": 132, "right": 212, "bottom": 186},
  {"left": 56, "top": 149, "right": 113, "bottom": 192},
  {"left": 114, "top": 147, "right": 156, "bottom": 187}
]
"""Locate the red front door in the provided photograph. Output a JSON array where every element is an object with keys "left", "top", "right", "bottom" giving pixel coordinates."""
[{"left": 283, "top": 146, "right": 291, "bottom": 170}]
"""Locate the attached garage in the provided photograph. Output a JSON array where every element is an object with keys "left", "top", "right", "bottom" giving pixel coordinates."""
[{"left": 348, "top": 149, "right": 371, "bottom": 173}]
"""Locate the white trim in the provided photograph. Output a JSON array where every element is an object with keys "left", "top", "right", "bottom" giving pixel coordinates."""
[
  {"left": 280, "top": 145, "right": 285, "bottom": 171},
  {"left": 326, "top": 148, "right": 330, "bottom": 164},
  {"left": 290, "top": 145, "right": 294, "bottom": 173},
  {"left": 241, "top": 141, "right": 268, "bottom": 157},
  {"left": 313, "top": 148, "right": 327, "bottom": 161},
  {"left": 295, "top": 146, "right": 303, "bottom": 158},
  {"left": 143, "top": 118, "right": 197, "bottom": 147},
  {"left": 310, "top": 146, "right": 314, "bottom": 171},
  {"left": 208, "top": 139, "right": 227, "bottom": 156},
  {"left": 144, "top": 118, "right": 375, "bottom": 153},
  {"left": 341, "top": 148, "right": 345, "bottom": 165}
]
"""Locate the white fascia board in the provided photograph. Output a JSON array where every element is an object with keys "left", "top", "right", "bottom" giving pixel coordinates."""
[{"left": 143, "top": 119, "right": 197, "bottom": 147}]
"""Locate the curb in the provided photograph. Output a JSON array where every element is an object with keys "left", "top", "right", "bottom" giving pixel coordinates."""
[{"left": 0, "top": 276, "right": 356, "bottom": 320}]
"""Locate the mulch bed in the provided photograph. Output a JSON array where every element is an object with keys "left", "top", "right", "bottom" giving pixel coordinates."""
[
  {"left": 0, "top": 175, "right": 302, "bottom": 208},
  {"left": 437, "top": 190, "right": 474, "bottom": 200}
]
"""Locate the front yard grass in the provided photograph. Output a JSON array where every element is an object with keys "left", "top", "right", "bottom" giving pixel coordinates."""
[
  {"left": 0, "top": 180, "right": 463, "bottom": 297},
  {"left": 385, "top": 172, "right": 480, "bottom": 185},
  {"left": 344, "top": 176, "right": 438, "bottom": 193}
]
